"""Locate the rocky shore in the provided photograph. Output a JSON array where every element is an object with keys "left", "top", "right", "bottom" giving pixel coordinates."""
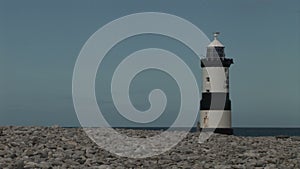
[{"left": 0, "top": 126, "right": 299, "bottom": 169}]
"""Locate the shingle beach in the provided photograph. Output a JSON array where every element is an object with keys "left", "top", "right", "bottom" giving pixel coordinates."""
[{"left": 0, "top": 127, "right": 299, "bottom": 169}]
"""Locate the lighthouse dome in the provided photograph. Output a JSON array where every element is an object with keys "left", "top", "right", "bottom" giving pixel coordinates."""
[
  {"left": 206, "top": 32, "right": 226, "bottom": 58},
  {"left": 208, "top": 32, "right": 224, "bottom": 47},
  {"left": 208, "top": 39, "right": 224, "bottom": 47}
]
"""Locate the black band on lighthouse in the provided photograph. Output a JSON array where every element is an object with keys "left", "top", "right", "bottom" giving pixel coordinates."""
[
  {"left": 200, "top": 93, "right": 231, "bottom": 110},
  {"left": 200, "top": 128, "right": 233, "bottom": 135},
  {"left": 201, "top": 58, "right": 233, "bottom": 67}
]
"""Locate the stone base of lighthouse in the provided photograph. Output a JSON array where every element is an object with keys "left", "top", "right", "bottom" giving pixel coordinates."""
[{"left": 199, "top": 110, "right": 233, "bottom": 135}]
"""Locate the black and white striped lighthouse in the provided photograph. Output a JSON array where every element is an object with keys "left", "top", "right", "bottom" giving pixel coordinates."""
[{"left": 199, "top": 32, "right": 234, "bottom": 134}]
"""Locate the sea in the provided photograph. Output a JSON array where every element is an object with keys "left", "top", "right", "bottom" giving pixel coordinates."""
[
  {"left": 110, "top": 127, "right": 300, "bottom": 136},
  {"left": 232, "top": 128, "right": 300, "bottom": 136}
]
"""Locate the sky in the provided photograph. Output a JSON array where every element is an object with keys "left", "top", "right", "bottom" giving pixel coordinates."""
[{"left": 0, "top": 0, "right": 299, "bottom": 127}]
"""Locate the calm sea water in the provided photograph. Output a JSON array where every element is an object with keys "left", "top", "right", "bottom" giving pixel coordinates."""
[
  {"left": 110, "top": 127, "right": 300, "bottom": 136},
  {"left": 232, "top": 128, "right": 300, "bottom": 136}
]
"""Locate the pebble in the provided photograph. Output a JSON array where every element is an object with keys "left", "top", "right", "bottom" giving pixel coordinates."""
[
  {"left": 291, "top": 136, "right": 300, "bottom": 141},
  {"left": 0, "top": 126, "right": 299, "bottom": 168},
  {"left": 15, "top": 160, "right": 25, "bottom": 169},
  {"left": 275, "top": 135, "right": 290, "bottom": 139}
]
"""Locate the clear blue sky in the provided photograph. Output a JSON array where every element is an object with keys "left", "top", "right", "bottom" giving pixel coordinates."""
[{"left": 0, "top": 0, "right": 299, "bottom": 127}]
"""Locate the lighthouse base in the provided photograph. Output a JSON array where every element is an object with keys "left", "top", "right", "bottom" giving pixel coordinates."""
[{"left": 199, "top": 128, "right": 233, "bottom": 135}]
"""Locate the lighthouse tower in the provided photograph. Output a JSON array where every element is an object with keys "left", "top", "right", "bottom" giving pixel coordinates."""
[{"left": 199, "top": 32, "right": 233, "bottom": 134}]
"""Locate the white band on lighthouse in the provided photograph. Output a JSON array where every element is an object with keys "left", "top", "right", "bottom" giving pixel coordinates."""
[{"left": 202, "top": 67, "right": 229, "bottom": 93}]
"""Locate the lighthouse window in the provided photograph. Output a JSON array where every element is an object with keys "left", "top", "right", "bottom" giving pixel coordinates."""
[
  {"left": 206, "top": 89, "right": 210, "bottom": 92},
  {"left": 206, "top": 77, "right": 210, "bottom": 82}
]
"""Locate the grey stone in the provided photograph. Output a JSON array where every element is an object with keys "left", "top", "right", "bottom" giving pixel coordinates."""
[
  {"left": 24, "top": 162, "right": 39, "bottom": 168},
  {"left": 39, "top": 151, "right": 48, "bottom": 158},
  {"left": 98, "top": 164, "right": 112, "bottom": 169},
  {"left": 255, "top": 161, "right": 265, "bottom": 167},
  {"left": 0, "top": 150, "right": 5, "bottom": 156},
  {"left": 291, "top": 136, "right": 300, "bottom": 141},
  {"left": 275, "top": 135, "right": 290, "bottom": 139},
  {"left": 15, "top": 160, "right": 25, "bottom": 169},
  {"left": 64, "top": 159, "right": 80, "bottom": 165},
  {"left": 38, "top": 162, "right": 51, "bottom": 168}
]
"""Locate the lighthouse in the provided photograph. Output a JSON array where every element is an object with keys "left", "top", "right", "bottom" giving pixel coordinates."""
[{"left": 199, "top": 32, "right": 234, "bottom": 134}]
